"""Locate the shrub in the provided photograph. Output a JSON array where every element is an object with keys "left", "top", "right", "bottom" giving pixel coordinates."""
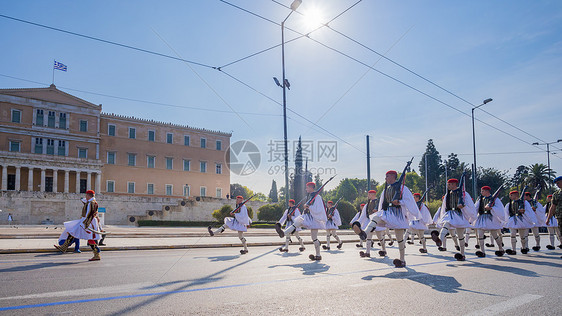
[
  {"left": 212, "top": 204, "right": 253, "bottom": 223},
  {"left": 336, "top": 200, "right": 356, "bottom": 228},
  {"left": 257, "top": 203, "right": 285, "bottom": 221}
]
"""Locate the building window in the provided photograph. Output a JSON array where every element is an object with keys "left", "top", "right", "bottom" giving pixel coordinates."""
[
  {"left": 148, "top": 130, "right": 155, "bottom": 142},
  {"left": 107, "top": 152, "right": 116, "bottom": 164},
  {"left": 147, "top": 183, "right": 154, "bottom": 195},
  {"left": 128, "top": 153, "right": 136, "bottom": 166},
  {"left": 200, "top": 138, "right": 206, "bottom": 148},
  {"left": 46, "top": 139, "right": 55, "bottom": 155},
  {"left": 11, "top": 109, "right": 22, "bottom": 123},
  {"left": 216, "top": 140, "right": 222, "bottom": 151},
  {"left": 200, "top": 186, "right": 206, "bottom": 197},
  {"left": 216, "top": 188, "right": 222, "bottom": 198},
  {"left": 78, "top": 147, "right": 87, "bottom": 159},
  {"left": 108, "top": 124, "right": 116, "bottom": 136},
  {"left": 48, "top": 111, "right": 56, "bottom": 128},
  {"left": 184, "top": 135, "right": 190, "bottom": 146},
  {"left": 79, "top": 120, "right": 88, "bottom": 132},
  {"left": 184, "top": 185, "right": 190, "bottom": 197},
  {"left": 216, "top": 163, "right": 222, "bottom": 175},
  {"left": 129, "top": 127, "right": 136, "bottom": 139},
  {"left": 9, "top": 141, "right": 20, "bottom": 152},
  {"left": 57, "top": 140, "right": 66, "bottom": 156},
  {"left": 183, "top": 159, "right": 190, "bottom": 171},
  {"left": 128, "top": 182, "right": 135, "bottom": 194},
  {"left": 200, "top": 161, "right": 207, "bottom": 173},
  {"left": 34, "top": 138, "right": 43, "bottom": 154},
  {"left": 165, "top": 184, "right": 173, "bottom": 196},
  {"left": 35, "top": 109, "right": 44, "bottom": 125},
  {"left": 166, "top": 133, "right": 173, "bottom": 144},
  {"left": 107, "top": 180, "right": 115, "bottom": 193},
  {"left": 59, "top": 113, "right": 67, "bottom": 129},
  {"left": 166, "top": 157, "right": 173, "bottom": 170},
  {"left": 147, "top": 156, "right": 155, "bottom": 168}
]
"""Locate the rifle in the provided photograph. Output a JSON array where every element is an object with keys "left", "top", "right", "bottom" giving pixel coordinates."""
[
  {"left": 416, "top": 185, "right": 433, "bottom": 210},
  {"left": 289, "top": 196, "right": 308, "bottom": 218},
  {"left": 486, "top": 184, "right": 504, "bottom": 208},
  {"left": 230, "top": 194, "right": 257, "bottom": 216},
  {"left": 327, "top": 197, "right": 343, "bottom": 217},
  {"left": 305, "top": 175, "right": 337, "bottom": 207},
  {"left": 531, "top": 185, "right": 541, "bottom": 209},
  {"left": 516, "top": 185, "right": 528, "bottom": 213},
  {"left": 456, "top": 171, "right": 467, "bottom": 207},
  {"left": 391, "top": 157, "right": 414, "bottom": 202}
]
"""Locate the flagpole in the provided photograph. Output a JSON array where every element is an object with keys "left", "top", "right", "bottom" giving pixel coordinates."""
[{"left": 52, "top": 60, "right": 55, "bottom": 85}]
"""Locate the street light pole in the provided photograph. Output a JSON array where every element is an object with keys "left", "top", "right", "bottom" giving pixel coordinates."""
[
  {"left": 275, "top": 0, "right": 301, "bottom": 207},
  {"left": 532, "top": 139, "right": 562, "bottom": 191},
  {"left": 471, "top": 98, "right": 493, "bottom": 197}
]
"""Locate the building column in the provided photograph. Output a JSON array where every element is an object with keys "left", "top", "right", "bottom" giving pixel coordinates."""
[
  {"left": 52, "top": 169, "right": 58, "bottom": 193},
  {"left": 75, "top": 171, "right": 81, "bottom": 194},
  {"left": 15, "top": 166, "right": 21, "bottom": 191},
  {"left": 86, "top": 172, "right": 92, "bottom": 191},
  {"left": 40, "top": 168, "right": 46, "bottom": 192},
  {"left": 95, "top": 172, "right": 101, "bottom": 194},
  {"left": 64, "top": 170, "right": 69, "bottom": 193},
  {"left": 28, "top": 167, "right": 34, "bottom": 191},
  {"left": 1, "top": 165, "right": 7, "bottom": 190}
]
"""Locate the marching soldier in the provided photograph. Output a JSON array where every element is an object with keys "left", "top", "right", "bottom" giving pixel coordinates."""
[
  {"left": 546, "top": 176, "right": 562, "bottom": 255},
  {"left": 208, "top": 195, "right": 251, "bottom": 254},
  {"left": 504, "top": 190, "right": 536, "bottom": 255},
  {"left": 544, "top": 194, "right": 562, "bottom": 249},
  {"left": 277, "top": 199, "right": 305, "bottom": 252},
  {"left": 409, "top": 192, "right": 433, "bottom": 253},
  {"left": 350, "top": 203, "right": 367, "bottom": 248},
  {"left": 353, "top": 190, "right": 387, "bottom": 258},
  {"left": 473, "top": 186, "right": 506, "bottom": 257},
  {"left": 524, "top": 192, "right": 547, "bottom": 251},
  {"left": 323, "top": 200, "right": 343, "bottom": 250}
]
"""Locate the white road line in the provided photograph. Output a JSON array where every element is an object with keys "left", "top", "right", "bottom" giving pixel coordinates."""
[{"left": 464, "top": 294, "right": 543, "bottom": 316}]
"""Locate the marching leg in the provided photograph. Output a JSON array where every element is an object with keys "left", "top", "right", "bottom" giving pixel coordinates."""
[
  {"left": 54, "top": 235, "right": 74, "bottom": 253},
  {"left": 405, "top": 229, "right": 412, "bottom": 244},
  {"left": 465, "top": 229, "right": 471, "bottom": 248},
  {"left": 323, "top": 230, "right": 331, "bottom": 250},
  {"left": 520, "top": 229, "right": 529, "bottom": 254},
  {"left": 417, "top": 229, "right": 427, "bottom": 253},
  {"left": 454, "top": 228, "right": 466, "bottom": 261},
  {"left": 438, "top": 224, "right": 450, "bottom": 251},
  {"left": 280, "top": 236, "right": 291, "bottom": 252},
  {"left": 386, "top": 229, "right": 394, "bottom": 246},
  {"left": 208, "top": 224, "right": 226, "bottom": 236},
  {"left": 475, "top": 229, "right": 486, "bottom": 257},
  {"left": 491, "top": 230, "right": 505, "bottom": 256},
  {"left": 88, "top": 240, "right": 101, "bottom": 261},
  {"left": 375, "top": 230, "right": 387, "bottom": 256},
  {"left": 309, "top": 229, "right": 322, "bottom": 261},
  {"left": 486, "top": 232, "right": 495, "bottom": 248},
  {"left": 333, "top": 231, "right": 342, "bottom": 249},
  {"left": 360, "top": 231, "right": 373, "bottom": 257},
  {"left": 238, "top": 231, "right": 248, "bottom": 254},
  {"left": 555, "top": 227, "right": 562, "bottom": 247},
  {"left": 506, "top": 229, "right": 517, "bottom": 255},
  {"left": 531, "top": 227, "right": 541, "bottom": 251},
  {"left": 73, "top": 238, "right": 81, "bottom": 253},
  {"left": 295, "top": 231, "right": 305, "bottom": 251},
  {"left": 547, "top": 227, "right": 555, "bottom": 250},
  {"left": 450, "top": 229, "right": 460, "bottom": 251},
  {"left": 393, "top": 229, "right": 406, "bottom": 267}
]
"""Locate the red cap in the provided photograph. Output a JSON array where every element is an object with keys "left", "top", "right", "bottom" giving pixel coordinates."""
[
  {"left": 368, "top": 190, "right": 376, "bottom": 194},
  {"left": 447, "top": 178, "right": 459, "bottom": 184},
  {"left": 289, "top": 199, "right": 295, "bottom": 203},
  {"left": 509, "top": 190, "right": 519, "bottom": 195},
  {"left": 327, "top": 201, "right": 333, "bottom": 204},
  {"left": 524, "top": 192, "right": 531, "bottom": 197},
  {"left": 236, "top": 195, "right": 244, "bottom": 199},
  {"left": 360, "top": 203, "right": 365, "bottom": 207},
  {"left": 547, "top": 194, "right": 553, "bottom": 198},
  {"left": 86, "top": 190, "right": 95, "bottom": 195},
  {"left": 481, "top": 186, "right": 491, "bottom": 191},
  {"left": 386, "top": 170, "right": 397, "bottom": 176},
  {"left": 442, "top": 196, "right": 445, "bottom": 200},
  {"left": 413, "top": 193, "right": 421, "bottom": 197},
  {"left": 306, "top": 182, "right": 315, "bottom": 187}
]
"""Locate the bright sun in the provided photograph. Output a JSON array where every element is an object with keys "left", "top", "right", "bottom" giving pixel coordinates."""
[{"left": 301, "top": 4, "right": 326, "bottom": 30}]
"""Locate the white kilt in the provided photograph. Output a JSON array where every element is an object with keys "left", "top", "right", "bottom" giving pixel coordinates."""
[
  {"left": 326, "top": 219, "right": 339, "bottom": 230},
  {"left": 505, "top": 214, "right": 534, "bottom": 229},
  {"left": 64, "top": 217, "right": 101, "bottom": 240},
  {"left": 438, "top": 210, "right": 472, "bottom": 228},
  {"left": 545, "top": 216, "right": 559, "bottom": 228},
  {"left": 285, "top": 219, "right": 302, "bottom": 232},
  {"left": 473, "top": 213, "right": 503, "bottom": 230},
  {"left": 224, "top": 217, "right": 247, "bottom": 232},
  {"left": 409, "top": 219, "right": 428, "bottom": 230},
  {"left": 294, "top": 213, "right": 325, "bottom": 230},
  {"left": 378, "top": 206, "right": 409, "bottom": 229}
]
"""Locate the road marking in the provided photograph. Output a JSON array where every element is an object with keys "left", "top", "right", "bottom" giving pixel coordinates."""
[{"left": 464, "top": 294, "right": 543, "bottom": 316}]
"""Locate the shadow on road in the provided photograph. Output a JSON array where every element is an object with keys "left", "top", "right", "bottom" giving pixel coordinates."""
[
  {"left": 0, "top": 261, "right": 82, "bottom": 273},
  {"left": 267, "top": 261, "right": 331, "bottom": 275}
]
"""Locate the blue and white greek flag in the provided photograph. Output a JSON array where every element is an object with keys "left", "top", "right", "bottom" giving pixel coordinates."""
[{"left": 53, "top": 60, "right": 67, "bottom": 72}]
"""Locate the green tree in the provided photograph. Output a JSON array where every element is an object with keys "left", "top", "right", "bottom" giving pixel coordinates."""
[
  {"left": 336, "top": 178, "right": 358, "bottom": 202},
  {"left": 509, "top": 165, "right": 529, "bottom": 188},
  {"left": 419, "top": 139, "right": 443, "bottom": 200},
  {"left": 212, "top": 205, "right": 233, "bottom": 223},
  {"left": 525, "top": 163, "right": 555, "bottom": 198},
  {"left": 253, "top": 193, "right": 268, "bottom": 202},
  {"left": 404, "top": 171, "right": 424, "bottom": 195},
  {"left": 268, "top": 180, "right": 278, "bottom": 202},
  {"left": 476, "top": 167, "right": 509, "bottom": 195},
  {"left": 229, "top": 183, "right": 253, "bottom": 199},
  {"left": 257, "top": 203, "right": 285, "bottom": 221},
  {"left": 335, "top": 200, "right": 356, "bottom": 228}
]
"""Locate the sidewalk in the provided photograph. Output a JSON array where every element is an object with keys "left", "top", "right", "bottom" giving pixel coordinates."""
[{"left": 0, "top": 225, "right": 362, "bottom": 254}]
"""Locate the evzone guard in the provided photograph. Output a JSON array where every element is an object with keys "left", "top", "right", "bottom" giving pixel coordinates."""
[
  {"left": 350, "top": 203, "right": 368, "bottom": 248},
  {"left": 323, "top": 199, "right": 343, "bottom": 250},
  {"left": 473, "top": 185, "right": 506, "bottom": 257},
  {"left": 524, "top": 190, "right": 547, "bottom": 251},
  {"left": 208, "top": 195, "right": 252, "bottom": 254},
  {"left": 277, "top": 180, "right": 331, "bottom": 261},
  {"left": 277, "top": 199, "right": 305, "bottom": 252},
  {"left": 355, "top": 159, "right": 421, "bottom": 268},
  {"left": 432, "top": 175, "right": 477, "bottom": 261},
  {"left": 504, "top": 190, "right": 537, "bottom": 255},
  {"left": 544, "top": 194, "right": 562, "bottom": 249},
  {"left": 433, "top": 202, "right": 463, "bottom": 251},
  {"left": 409, "top": 192, "right": 433, "bottom": 253},
  {"left": 55, "top": 190, "right": 102, "bottom": 261},
  {"left": 352, "top": 190, "right": 386, "bottom": 254}
]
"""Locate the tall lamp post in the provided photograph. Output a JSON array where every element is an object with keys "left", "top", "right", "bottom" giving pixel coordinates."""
[
  {"left": 471, "top": 98, "right": 493, "bottom": 196},
  {"left": 273, "top": 0, "right": 302, "bottom": 206},
  {"left": 532, "top": 139, "right": 562, "bottom": 191}
]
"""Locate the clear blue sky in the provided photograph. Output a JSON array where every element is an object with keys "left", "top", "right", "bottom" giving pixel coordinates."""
[{"left": 1, "top": 1, "right": 561, "bottom": 194}]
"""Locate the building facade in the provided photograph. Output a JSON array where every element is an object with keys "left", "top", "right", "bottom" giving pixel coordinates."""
[{"left": 0, "top": 85, "right": 231, "bottom": 199}]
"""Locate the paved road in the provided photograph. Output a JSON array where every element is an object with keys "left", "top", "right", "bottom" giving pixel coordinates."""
[{"left": 1, "top": 238, "right": 561, "bottom": 315}]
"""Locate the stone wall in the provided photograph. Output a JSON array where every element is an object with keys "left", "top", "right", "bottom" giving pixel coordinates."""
[{"left": 0, "top": 191, "right": 268, "bottom": 225}]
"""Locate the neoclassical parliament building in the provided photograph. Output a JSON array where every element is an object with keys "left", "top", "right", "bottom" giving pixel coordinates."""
[{"left": 0, "top": 84, "right": 231, "bottom": 200}]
